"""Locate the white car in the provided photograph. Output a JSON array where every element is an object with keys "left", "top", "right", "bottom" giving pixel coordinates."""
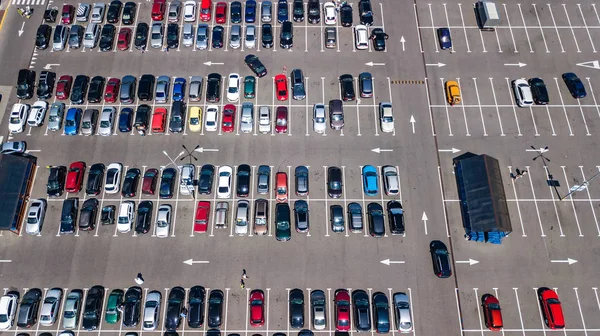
[
  {"left": 40, "top": 288, "right": 63, "bottom": 326},
  {"left": 217, "top": 165, "right": 233, "bottom": 198},
  {"left": 142, "top": 290, "right": 161, "bottom": 331},
  {"left": 235, "top": 200, "right": 249, "bottom": 235},
  {"left": 245, "top": 25, "right": 256, "bottom": 49},
  {"left": 355, "top": 25, "right": 369, "bottom": 50},
  {"left": 0, "top": 292, "right": 19, "bottom": 330},
  {"left": 8, "top": 103, "right": 30, "bottom": 133},
  {"left": 382, "top": 165, "right": 399, "bottom": 196},
  {"left": 205, "top": 105, "right": 218, "bottom": 131},
  {"left": 27, "top": 100, "right": 48, "bottom": 127},
  {"left": 258, "top": 106, "right": 271, "bottom": 133},
  {"left": 183, "top": 0, "right": 196, "bottom": 22},
  {"left": 105, "top": 163, "right": 123, "bottom": 194},
  {"left": 240, "top": 102, "right": 253, "bottom": 133},
  {"left": 512, "top": 78, "right": 534, "bottom": 107},
  {"left": 379, "top": 102, "right": 394, "bottom": 133},
  {"left": 26, "top": 199, "right": 47, "bottom": 235},
  {"left": 323, "top": 2, "right": 336, "bottom": 25},
  {"left": 227, "top": 73, "right": 241, "bottom": 102},
  {"left": 313, "top": 103, "right": 326, "bottom": 133},
  {"left": 117, "top": 201, "right": 134, "bottom": 233},
  {"left": 98, "top": 107, "right": 116, "bottom": 136},
  {"left": 156, "top": 204, "right": 172, "bottom": 238}
]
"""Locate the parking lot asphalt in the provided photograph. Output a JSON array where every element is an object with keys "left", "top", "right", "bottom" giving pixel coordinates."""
[{"left": 2, "top": 0, "right": 600, "bottom": 335}]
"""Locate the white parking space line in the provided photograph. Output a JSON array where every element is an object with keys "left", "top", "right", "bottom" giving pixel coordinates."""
[
  {"left": 562, "top": 4, "right": 581, "bottom": 53},
  {"left": 439, "top": 78, "right": 453, "bottom": 136},
  {"left": 547, "top": 4, "right": 566, "bottom": 53},
  {"left": 354, "top": 77, "right": 361, "bottom": 136},
  {"left": 326, "top": 288, "right": 333, "bottom": 336},
  {"left": 209, "top": 165, "right": 219, "bottom": 237},
  {"left": 573, "top": 288, "right": 589, "bottom": 336},
  {"left": 305, "top": 79, "right": 310, "bottom": 136},
  {"left": 413, "top": 4, "right": 424, "bottom": 53},
  {"left": 593, "top": 288, "right": 600, "bottom": 314},
  {"left": 502, "top": 78, "right": 523, "bottom": 136},
  {"left": 323, "top": 166, "right": 329, "bottom": 237},
  {"left": 55, "top": 287, "right": 68, "bottom": 334},
  {"left": 454, "top": 288, "right": 464, "bottom": 333},
  {"left": 585, "top": 78, "right": 600, "bottom": 120},
  {"left": 516, "top": 4, "right": 534, "bottom": 53},
  {"left": 152, "top": 167, "right": 164, "bottom": 237},
  {"left": 488, "top": 78, "right": 504, "bottom": 136},
  {"left": 268, "top": 166, "right": 274, "bottom": 237},
  {"left": 511, "top": 288, "right": 526, "bottom": 336},
  {"left": 525, "top": 165, "right": 545, "bottom": 237},
  {"left": 472, "top": 288, "right": 485, "bottom": 336},
  {"left": 286, "top": 288, "right": 291, "bottom": 335},
  {"left": 560, "top": 166, "right": 583, "bottom": 237},
  {"left": 341, "top": 166, "right": 348, "bottom": 237},
  {"left": 437, "top": 166, "right": 451, "bottom": 238},
  {"left": 135, "top": 166, "right": 147, "bottom": 237},
  {"left": 532, "top": 4, "right": 550, "bottom": 53},
  {"left": 552, "top": 77, "right": 574, "bottom": 136},
  {"left": 455, "top": 78, "right": 471, "bottom": 136},
  {"left": 507, "top": 166, "right": 526, "bottom": 237},
  {"left": 471, "top": 78, "right": 487, "bottom": 136},
  {"left": 427, "top": 4, "right": 438, "bottom": 53},
  {"left": 576, "top": 100, "right": 592, "bottom": 136},
  {"left": 541, "top": 165, "right": 564, "bottom": 237}
]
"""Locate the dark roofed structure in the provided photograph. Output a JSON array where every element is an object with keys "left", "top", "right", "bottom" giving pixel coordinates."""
[{"left": 0, "top": 154, "right": 37, "bottom": 234}]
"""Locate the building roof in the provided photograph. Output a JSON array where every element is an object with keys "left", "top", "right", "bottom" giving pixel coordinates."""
[{"left": 0, "top": 154, "right": 37, "bottom": 230}]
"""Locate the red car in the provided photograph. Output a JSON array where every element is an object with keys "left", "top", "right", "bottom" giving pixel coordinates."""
[
  {"left": 152, "top": 0, "right": 166, "bottom": 21},
  {"left": 194, "top": 201, "right": 210, "bottom": 233},
  {"left": 275, "top": 106, "right": 288, "bottom": 133},
  {"left": 61, "top": 4, "right": 75, "bottom": 24},
  {"left": 334, "top": 289, "right": 351, "bottom": 331},
  {"left": 117, "top": 28, "right": 132, "bottom": 51},
  {"left": 249, "top": 289, "right": 265, "bottom": 327},
  {"left": 274, "top": 74, "right": 288, "bottom": 101},
  {"left": 215, "top": 2, "right": 227, "bottom": 24},
  {"left": 105, "top": 77, "right": 121, "bottom": 103},
  {"left": 142, "top": 168, "right": 159, "bottom": 195},
  {"left": 200, "top": 0, "right": 212, "bottom": 21},
  {"left": 66, "top": 161, "right": 86, "bottom": 193},
  {"left": 56, "top": 75, "right": 73, "bottom": 100},
  {"left": 222, "top": 104, "right": 236, "bottom": 133},
  {"left": 482, "top": 294, "right": 503, "bottom": 331},
  {"left": 538, "top": 288, "right": 565, "bottom": 330}
]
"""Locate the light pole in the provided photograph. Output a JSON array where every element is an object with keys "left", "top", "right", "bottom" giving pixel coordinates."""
[
  {"left": 531, "top": 146, "right": 562, "bottom": 199},
  {"left": 180, "top": 144, "right": 200, "bottom": 199},
  {"left": 163, "top": 150, "right": 185, "bottom": 168}
]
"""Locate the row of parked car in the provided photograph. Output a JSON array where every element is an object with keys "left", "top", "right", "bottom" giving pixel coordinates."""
[{"left": 0, "top": 287, "right": 412, "bottom": 333}]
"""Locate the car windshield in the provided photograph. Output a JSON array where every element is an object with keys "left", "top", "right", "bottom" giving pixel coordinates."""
[
  {"left": 10, "top": 117, "right": 20, "bottom": 124},
  {"left": 332, "top": 114, "right": 342, "bottom": 121},
  {"left": 330, "top": 181, "right": 341, "bottom": 190},
  {"left": 382, "top": 116, "right": 393, "bottom": 123},
  {"left": 157, "top": 220, "right": 167, "bottom": 228},
  {"left": 247, "top": 34, "right": 254, "bottom": 41},
  {"left": 190, "top": 117, "right": 199, "bottom": 125},
  {"left": 277, "top": 118, "right": 286, "bottom": 126},
  {"left": 152, "top": 32, "right": 161, "bottom": 39},
  {"left": 118, "top": 216, "right": 129, "bottom": 224},
  {"left": 168, "top": 31, "right": 177, "bottom": 39},
  {"left": 100, "top": 121, "right": 110, "bottom": 128},
  {"left": 65, "top": 310, "right": 75, "bottom": 318},
  {"left": 228, "top": 86, "right": 237, "bottom": 93}
]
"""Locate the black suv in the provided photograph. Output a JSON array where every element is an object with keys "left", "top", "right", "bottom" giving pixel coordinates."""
[
  {"left": 327, "top": 166, "right": 342, "bottom": 198},
  {"left": 165, "top": 287, "right": 185, "bottom": 331},
  {"left": 244, "top": 54, "right": 267, "bottom": 78},
  {"left": 261, "top": 24, "right": 273, "bottom": 48},
  {"left": 307, "top": 0, "right": 319, "bottom": 23},
  {"left": 134, "top": 22, "right": 148, "bottom": 50},
  {"left": 35, "top": 24, "right": 52, "bottom": 49},
  {"left": 188, "top": 286, "right": 206, "bottom": 328},
  {"left": 167, "top": 23, "right": 179, "bottom": 48},
  {"left": 17, "top": 288, "right": 42, "bottom": 328},
  {"left": 207, "top": 290, "right": 224, "bottom": 328},
  {"left": 123, "top": 286, "right": 142, "bottom": 327},
  {"left": 280, "top": 21, "right": 293, "bottom": 49},
  {"left": 358, "top": 0, "right": 373, "bottom": 26},
  {"left": 87, "top": 76, "right": 106, "bottom": 103},
  {"left": 370, "top": 28, "right": 388, "bottom": 51},
  {"left": 429, "top": 240, "right": 452, "bottom": 278},
  {"left": 99, "top": 24, "right": 116, "bottom": 51},
  {"left": 206, "top": 73, "right": 222, "bottom": 103},
  {"left": 47, "top": 165, "right": 67, "bottom": 197},
  {"left": 106, "top": 0, "right": 123, "bottom": 23},
  {"left": 138, "top": 74, "right": 156, "bottom": 101},
  {"left": 339, "top": 74, "right": 356, "bottom": 101},
  {"left": 198, "top": 164, "right": 215, "bottom": 195},
  {"left": 86, "top": 163, "right": 105, "bottom": 195},
  {"left": 236, "top": 164, "right": 251, "bottom": 197},
  {"left": 135, "top": 200, "right": 153, "bottom": 234},
  {"left": 122, "top": 2, "right": 137, "bottom": 24},
  {"left": 16, "top": 69, "right": 36, "bottom": 99},
  {"left": 71, "top": 75, "right": 90, "bottom": 104},
  {"left": 82, "top": 285, "right": 105, "bottom": 330},
  {"left": 60, "top": 198, "right": 79, "bottom": 234},
  {"left": 340, "top": 4, "right": 352, "bottom": 27},
  {"left": 292, "top": 0, "right": 304, "bottom": 22},
  {"left": 37, "top": 71, "right": 56, "bottom": 99}
]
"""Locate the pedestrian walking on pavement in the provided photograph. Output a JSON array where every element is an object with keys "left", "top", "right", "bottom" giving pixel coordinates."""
[
  {"left": 135, "top": 273, "right": 144, "bottom": 285},
  {"left": 242, "top": 269, "right": 248, "bottom": 279},
  {"left": 240, "top": 279, "right": 245, "bottom": 289}
]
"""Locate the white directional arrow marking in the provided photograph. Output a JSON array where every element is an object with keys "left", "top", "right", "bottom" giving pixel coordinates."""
[
  {"left": 43, "top": 63, "right": 60, "bottom": 70},
  {"left": 576, "top": 60, "right": 600, "bottom": 70},
  {"left": 409, "top": 115, "right": 415, "bottom": 134},
  {"left": 426, "top": 62, "right": 446, "bottom": 67},
  {"left": 438, "top": 148, "right": 461, "bottom": 153},
  {"left": 203, "top": 61, "right": 224, "bottom": 66},
  {"left": 526, "top": 147, "right": 549, "bottom": 153},
  {"left": 400, "top": 36, "right": 405, "bottom": 51},
  {"left": 194, "top": 147, "right": 219, "bottom": 153},
  {"left": 18, "top": 22, "right": 25, "bottom": 36},
  {"left": 422, "top": 212, "right": 428, "bottom": 235},
  {"left": 0, "top": 260, "right": 12, "bottom": 263},
  {"left": 456, "top": 259, "right": 479, "bottom": 265},
  {"left": 183, "top": 259, "right": 210, "bottom": 265},
  {"left": 365, "top": 62, "right": 385, "bottom": 66},
  {"left": 371, "top": 148, "right": 393, "bottom": 153},
  {"left": 504, "top": 62, "right": 527, "bottom": 67},
  {"left": 551, "top": 258, "right": 577, "bottom": 265},
  {"left": 380, "top": 259, "right": 405, "bottom": 265}
]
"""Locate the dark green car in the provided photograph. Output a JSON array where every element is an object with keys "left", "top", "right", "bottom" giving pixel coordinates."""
[
  {"left": 244, "top": 76, "right": 256, "bottom": 99},
  {"left": 105, "top": 289, "right": 124, "bottom": 324},
  {"left": 275, "top": 203, "right": 291, "bottom": 241}
]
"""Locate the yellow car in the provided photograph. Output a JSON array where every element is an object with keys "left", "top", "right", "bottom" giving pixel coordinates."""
[
  {"left": 445, "top": 80, "right": 461, "bottom": 105},
  {"left": 188, "top": 106, "right": 202, "bottom": 132}
]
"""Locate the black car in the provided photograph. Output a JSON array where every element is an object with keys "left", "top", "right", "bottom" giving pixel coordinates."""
[
  {"left": 86, "top": 163, "right": 105, "bottom": 195},
  {"left": 135, "top": 200, "right": 153, "bottom": 234},
  {"left": 123, "top": 286, "right": 142, "bottom": 327},
  {"left": 37, "top": 71, "right": 56, "bottom": 99},
  {"left": 165, "top": 287, "right": 185, "bottom": 331},
  {"left": 107, "top": 0, "right": 123, "bottom": 23},
  {"left": 167, "top": 23, "right": 179, "bottom": 48},
  {"left": 371, "top": 292, "right": 390, "bottom": 333},
  {"left": 261, "top": 24, "right": 273, "bottom": 48},
  {"left": 562, "top": 72, "right": 586, "bottom": 98},
  {"left": 370, "top": 28, "right": 388, "bottom": 51},
  {"left": 160, "top": 168, "right": 177, "bottom": 199},
  {"left": 294, "top": 200, "right": 309, "bottom": 233},
  {"left": 101, "top": 205, "right": 116, "bottom": 225},
  {"left": 295, "top": 165, "right": 309, "bottom": 196},
  {"left": 212, "top": 26, "right": 224, "bottom": 48},
  {"left": 71, "top": 75, "right": 90, "bottom": 104},
  {"left": 60, "top": 198, "right": 78, "bottom": 234},
  {"left": 387, "top": 200, "right": 404, "bottom": 235},
  {"left": 99, "top": 24, "right": 116, "bottom": 51},
  {"left": 230, "top": 1, "right": 242, "bottom": 23},
  {"left": 198, "top": 164, "right": 215, "bottom": 195},
  {"left": 430, "top": 240, "right": 451, "bottom": 278},
  {"left": 307, "top": 0, "right": 319, "bottom": 23},
  {"left": 169, "top": 101, "right": 186, "bottom": 133},
  {"left": 352, "top": 290, "right": 371, "bottom": 332},
  {"left": 79, "top": 198, "right": 99, "bottom": 231},
  {"left": 289, "top": 288, "right": 304, "bottom": 328},
  {"left": 280, "top": 21, "right": 293, "bottom": 48},
  {"left": 368, "top": 203, "right": 384, "bottom": 237},
  {"left": 244, "top": 54, "right": 267, "bottom": 78},
  {"left": 17, "top": 69, "right": 36, "bottom": 100},
  {"left": 188, "top": 286, "right": 206, "bottom": 328},
  {"left": 236, "top": 164, "right": 251, "bottom": 197},
  {"left": 122, "top": 168, "right": 141, "bottom": 197},
  {"left": 358, "top": 0, "right": 373, "bottom": 26},
  {"left": 327, "top": 166, "right": 342, "bottom": 198},
  {"left": 87, "top": 76, "right": 106, "bottom": 103},
  {"left": 292, "top": 0, "right": 303, "bottom": 22},
  {"left": 206, "top": 329, "right": 221, "bottom": 336},
  {"left": 339, "top": 4, "right": 352, "bottom": 27},
  {"left": 138, "top": 74, "right": 155, "bottom": 101},
  {"left": 206, "top": 73, "right": 222, "bottom": 103},
  {"left": 134, "top": 22, "right": 149, "bottom": 50},
  {"left": 339, "top": 74, "right": 356, "bottom": 101},
  {"left": 17, "top": 288, "right": 42, "bottom": 328},
  {"left": 47, "top": 165, "right": 67, "bottom": 197},
  {"left": 122, "top": 2, "right": 137, "bottom": 24},
  {"left": 119, "top": 108, "right": 134, "bottom": 132},
  {"left": 277, "top": 0, "right": 288, "bottom": 23},
  {"left": 82, "top": 285, "right": 105, "bottom": 331},
  {"left": 207, "top": 290, "right": 224, "bottom": 328},
  {"left": 528, "top": 77, "right": 549, "bottom": 105},
  {"left": 36, "top": 24, "right": 52, "bottom": 49}
]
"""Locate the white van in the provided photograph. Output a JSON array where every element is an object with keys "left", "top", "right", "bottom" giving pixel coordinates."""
[{"left": 83, "top": 23, "right": 100, "bottom": 49}]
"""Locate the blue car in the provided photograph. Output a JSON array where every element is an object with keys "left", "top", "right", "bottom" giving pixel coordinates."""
[
  {"left": 437, "top": 27, "right": 452, "bottom": 50},
  {"left": 119, "top": 108, "right": 133, "bottom": 132},
  {"left": 64, "top": 108, "right": 82, "bottom": 135},
  {"left": 277, "top": 0, "right": 288, "bottom": 23},
  {"left": 245, "top": 0, "right": 256, "bottom": 23},
  {"left": 173, "top": 77, "right": 187, "bottom": 102},
  {"left": 362, "top": 165, "right": 379, "bottom": 196},
  {"left": 562, "top": 72, "right": 586, "bottom": 98}
]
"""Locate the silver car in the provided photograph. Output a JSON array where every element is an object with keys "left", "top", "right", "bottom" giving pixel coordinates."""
[
  {"left": 310, "top": 290, "right": 326, "bottom": 330},
  {"left": 258, "top": 106, "right": 270, "bottom": 133},
  {"left": 393, "top": 292, "right": 412, "bottom": 333},
  {"left": 195, "top": 24, "right": 209, "bottom": 50},
  {"left": 229, "top": 24, "right": 241, "bottom": 49},
  {"left": 168, "top": 1, "right": 181, "bottom": 22},
  {"left": 313, "top": 103, "right": 326, "bottom": 133},
  {"left": 151, "top": 23, "right": 164, "bottom": 49},
  {"left": 48, "top": 103, "right": 65, "bottom": 131},
  {"left": 98, "top": 107, "right": 116, "bottom": 136},
  {"left": 245, "top": 25, "right": 256, "bottom": 49},
  {"left": 40, "top": 288, "right": 63, "bottom": 326},
  {"left": 182, "top": 23, "right": 194, "bottom": 47},
  {"left": 90, "top": 3, "right": 105, "bottom": 23},
  {"left": 142, "top": 290, "right": 161, "bottom": 331},
  {"left": 26, "top": 199, "right": 47, "bottom": 235},
  {"left": 155, "top": 76, "right": 171, "bottom": 103},
  {"left": 240, "top": 102, "right": 253, "bottom": 133},
  {"left": 382, "top": 165, "right": 399, "bottom": 196},
  {"left": 53, "top": 25, "right": 69, "bottom": 51},
  {"left": 256, "top": 165, "right": 270, "bottom": 194},
  {"left": 156, "top": 204, "right": 172, "bottom": 238},
  {"left": 189, "top": 76, "right": 203, "bottom": 101},
  {"left": 63, "top": 290, "right": 83, "bottom": 329}
]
